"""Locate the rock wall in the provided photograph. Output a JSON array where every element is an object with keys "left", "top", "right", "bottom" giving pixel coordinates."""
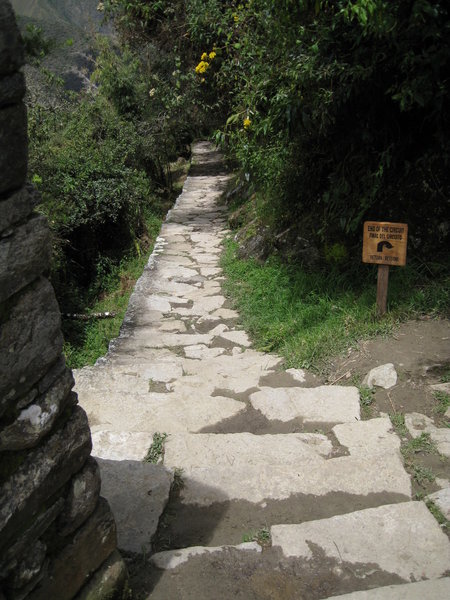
[{"left": 0, "top": 3, "right": 126, "bottom": 598}]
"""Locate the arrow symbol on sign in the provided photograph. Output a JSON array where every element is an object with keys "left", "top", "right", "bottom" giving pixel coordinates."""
[{"left": 377, "top": 240, "right": 393, "bottom": 252}]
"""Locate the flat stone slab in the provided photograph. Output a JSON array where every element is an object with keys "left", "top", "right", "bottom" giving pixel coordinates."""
[
  {"left": 324, "top": 578, "right": 450, "bottom": 599},
  {"left": 120, "top": 330, "right": 214, "bottom": 349},
  {"left": 176, "top": 351, "right": 282, "bottom": 395},
  {"left": 75, "top": 362, "right": 184, "bottom": 394},
  {"left": 405, "top": 412, "right": 450, "bottom": 457},
  {"left": 97, "top": 459, "right": 173, "bottom": 553},
  {"left": 250, "top": 386, "right": 360, "bottom": 423},
  {"left": 427, "top": 487, "right": 450, "bottom": 520},
  {"left": 151, "top": 542, "right": 261, "bottom": 570},
  {"left": 333, "top": 417, "right": 401, "bottom": 457},
  {"left": 184, "top": 344, "right": 225, "bottom": 360},
  {"left": 211, "top": 308, "right": 239, "bottom": 319},
  {"left": 164, "top": 430, "right": 411, "bottom": 504},
  {"left": 79, "top": 391, "right": 246, "bottom": 434},
  {"left": 271, "top": 502, "right": 450, "bottom": 581},
  {"left": 92, "top": 431, "right": 152, "bottom": 461},
  {"left": 217, "top": 330, "right": 251, "bottom": 347}
]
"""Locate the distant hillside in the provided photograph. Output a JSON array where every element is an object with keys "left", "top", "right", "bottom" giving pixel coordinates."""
[
  {"left": 11, "top": 0, "right": 114, "bottom": 101},
  {"left": 11, "top": 0, "right": 106, "bottom": 33}
]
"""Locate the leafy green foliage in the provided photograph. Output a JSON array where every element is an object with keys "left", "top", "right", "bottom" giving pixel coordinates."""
[
  {"left": 29, "top": 93, "right": 153, "bottom": 308},
  {"left": 63, "top": 213, "right": 161, "bottom": 368},
  {"left": 22, "top": 23, "right": 52, "bottom": 57},
  {"left": 186, "top": 0, "right": 450, "bottom": 257},
  {"left": 145, "top": 432, "right": 168, "bottom": 464},
  {"left": 27, "top": 31, "right": 195, "bottom": 319}
]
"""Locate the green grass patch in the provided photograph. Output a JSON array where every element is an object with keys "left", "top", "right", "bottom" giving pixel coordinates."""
[
  {"left": 426, "top": 499, "right": 450, "bottom": 531},
  {"left": 433, "top": 390, "right": 450, "bottom": 416},
  {"left": 412, "top": 464, "right": 435, "bottom": 486},
  {"left": 242, "top": 527, "right": 271, "bottom": 547},
  {"left": 221, "top": 240, "right": 449, "bottom": 373},
  {"left": 358, "top": 384, "right": 375, "bottom": 420},
  {"left": 389, "top": 413, "right": 408, "bottom": 437},
  {"left": 63, "top": 214, "right": 162, "bottom": 368},
  {"left": 401, "top": 433, "right": 438, "bottom": 459}
]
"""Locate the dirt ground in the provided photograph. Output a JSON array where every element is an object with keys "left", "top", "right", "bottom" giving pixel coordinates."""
[
  {"left": 126, "top": 318, "right": 450, "bottom": 599},
  {"left": 326, "top": 317, "right": 450, "bottom": 420}
]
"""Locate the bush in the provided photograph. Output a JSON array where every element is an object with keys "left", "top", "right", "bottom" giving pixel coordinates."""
[{"left": 22, "top": 23, "right": 52, "bottom": 58}]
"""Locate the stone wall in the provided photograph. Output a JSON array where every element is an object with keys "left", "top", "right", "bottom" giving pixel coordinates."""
[{"left": 0, "top": 3, "right": 126, "bottom": 598}]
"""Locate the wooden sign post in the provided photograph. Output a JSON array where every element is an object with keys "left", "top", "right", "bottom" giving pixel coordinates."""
[{"left": 362, "top": 221, "right": 408, "bottom": 316}]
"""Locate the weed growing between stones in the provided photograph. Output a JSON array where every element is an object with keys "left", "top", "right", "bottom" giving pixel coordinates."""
[
  {"left": 145, "top": 433, "right": 168, "bottom": 464},
  {"left": 401, "top": 433, "right": 438, "bottom": 460},
  {"left": 425, "top": 499, "right": 450, "bottom": 533},
  {"left": 242, "top": 527, "right": 271, "bottom": 547},
  {"left": 433, "top": 390, "right": 450, "bottom": 416},
  {"left": 389, "top": 413, "right": 408, "bottom": 438},
  {"left": 358, "top": 385, "right": 375, "bottom": 420},
  {"left": 412, "top": 465, "right": 435, "bottom": 486},
  {"left": 390, "top": 417, "right": 445, "bottom": 496},
  {"left": 172, "top": 467, "right": 185, "bottom": 492}
]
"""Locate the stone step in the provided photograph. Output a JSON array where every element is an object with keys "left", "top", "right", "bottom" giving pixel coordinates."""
[
  {"left": 76, "top": 389, "right": 246, "bottom": 434},
  {"left": 150, "top": 541, "right": 261, "bottom": 570},
  {"left": 323, "top": 578, "right": 450, "bottom": 599},
  {"left": 91, "top": 430, "right": 153, "bottom": 461},
  {"left": 96, "top": 459, "right": 173, "bottom": 554},
  {"left": 145, "top": 503, "right": 449, "bottom": 599},
  {"left": 163, "top": 419, "right": 411, "bottom": 505},
  {"left": 250, "top": 385, "right": 360, "bottom": 423},
  {"left": 271, "top": 502, "right": 450, "bottom": 582}
]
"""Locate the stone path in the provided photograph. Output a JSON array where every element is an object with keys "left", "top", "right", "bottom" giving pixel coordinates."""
[{"left": 74, "top": 143, "right": 450, "bottom": 598}]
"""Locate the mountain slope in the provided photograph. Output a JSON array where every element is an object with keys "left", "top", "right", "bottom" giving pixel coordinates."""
[{"left": 11, "top": 0, "right": 105, "bottom": 32}]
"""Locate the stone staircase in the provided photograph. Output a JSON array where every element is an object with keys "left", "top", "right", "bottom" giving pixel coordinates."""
[{"left": 74, "top": 142, "right": 450, "bottom": 599}]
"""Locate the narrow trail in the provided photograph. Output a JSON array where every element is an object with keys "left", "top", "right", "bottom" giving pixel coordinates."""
[{"left": 74, "top": 143, "right": 450, "bottom": 599}]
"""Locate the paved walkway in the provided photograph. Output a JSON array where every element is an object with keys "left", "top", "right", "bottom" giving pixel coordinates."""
[{"left": 75, "top": 143, "right": 450, "bottom": 599}]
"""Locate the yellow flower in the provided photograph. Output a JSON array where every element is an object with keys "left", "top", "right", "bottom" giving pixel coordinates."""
[
  {"left": 233, "top": 14, "right": 239, "bottom": 22},
  {"left": 195, "top": 61, "right": 209, "bottom": 74},
  {"left": 201, "top": 52, "right": 208, "bottom": 61},
  {"left": 243, "top": 117, "right": 251, "bottom": 129},
  {"left": 209, "top": 51, "right": 216, "bottom": 60}
]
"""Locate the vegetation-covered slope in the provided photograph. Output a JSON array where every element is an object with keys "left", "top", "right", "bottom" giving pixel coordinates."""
[
  {"left": 11, "top": 0, "right": 106, "bottom": 31},
  {"left": 18, "top": 0, "right": 449, "bottom": 366},
  {"left": 105, "top": 0, "right": 449, "bottom": 261}
]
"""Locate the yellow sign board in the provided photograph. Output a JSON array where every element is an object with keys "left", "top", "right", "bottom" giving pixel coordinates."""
[{"left": 362, "top": 221, "right": 408, "bottom": 266}]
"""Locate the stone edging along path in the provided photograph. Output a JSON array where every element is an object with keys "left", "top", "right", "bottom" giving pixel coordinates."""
[{"left": 74, "top": 142, "right": 450, "bottom": 599}]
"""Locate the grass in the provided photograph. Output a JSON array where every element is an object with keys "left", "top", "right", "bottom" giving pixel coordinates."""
[
  {"left": 412, "top": 464, "right": 435, "bottom": 485},
  {"left": 63, "top": 214, "right": 162, "bottom": 368},
  {"left": 144, "top": 432, "right": 168, "bottom": 464},
  {"left": 242, "top": 527, "right": 271, "bottom": 547},
  {"left": 433, "top": 390, "right": 450, "bottom": 416},
  {"left": 426, "top": 499, "right": 450, "bottom": 531},
  {"left": 401, "top": 433, "right": 438, "bottom": 459},
  {"left": 389, "top": 413, "right": 408, "bottom": 437},
  {"left": 358, "top": 384, "right": 375, "bottom": 419},
  {"left": 221, "top": 240, "right": 449, "bottom": 373}
]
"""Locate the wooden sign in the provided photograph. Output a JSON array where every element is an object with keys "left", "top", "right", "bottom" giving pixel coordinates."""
[
  {"left": 362, "top": 221, "right": 408, "bottom": 266},
  {"left": 362, "top": 221, "right": 408, "bottom": 317}
]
